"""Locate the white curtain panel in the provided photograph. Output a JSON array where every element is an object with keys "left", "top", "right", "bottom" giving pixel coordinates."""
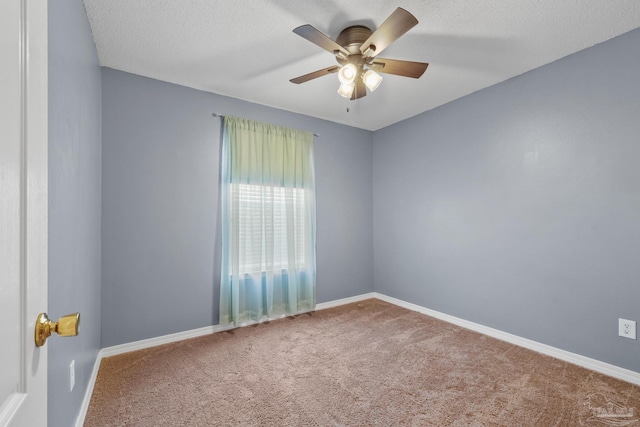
[{"left": 219, "top": 116, "right": 316, "bottom": 326}]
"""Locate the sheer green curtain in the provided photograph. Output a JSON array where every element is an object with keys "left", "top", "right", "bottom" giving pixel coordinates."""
[{"left": 219, "top": 116, "right": 316, "bottom": 326}]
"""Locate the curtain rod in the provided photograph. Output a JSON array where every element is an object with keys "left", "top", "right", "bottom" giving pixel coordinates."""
[{"left": 212, "top": 113, "right": 319, "bottom": 138}]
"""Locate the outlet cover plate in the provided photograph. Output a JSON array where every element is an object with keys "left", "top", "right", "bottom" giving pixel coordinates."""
[
  {"left": 618, "top": 318, "right": 636, "bottom": 340},
  {"left": 69, "top": 360, "right": 75, "bottom": 392}
]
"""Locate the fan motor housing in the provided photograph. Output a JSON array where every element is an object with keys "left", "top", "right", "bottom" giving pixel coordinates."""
[
  {"left": 335, "top": 25, "right": 373, "bottom": 68},
  {"left": 336, "top": 25, "right": 372, "bottom": 54}
]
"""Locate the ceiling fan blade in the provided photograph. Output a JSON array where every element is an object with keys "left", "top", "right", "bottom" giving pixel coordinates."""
[
  {"left": 293, "top": 25, "right": 349, "bottom": 57},
  {"left": 350, "top": 78, "right": 366, "bottom": 100},
  {"left": 370, "top": 58, "right": 428, "bottom": 78},
  {"left": 360, "top": 8, "right": 418, "bottom": 58},
  {"left": 290, "top": 66, "right": 340, "bottom": 84}
]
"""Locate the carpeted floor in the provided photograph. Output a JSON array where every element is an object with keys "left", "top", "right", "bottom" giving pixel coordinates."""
[{"left": 84, "top": 299, "right": 640, "bottom": 426}]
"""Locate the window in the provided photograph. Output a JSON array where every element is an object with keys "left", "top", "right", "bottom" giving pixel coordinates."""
[{"left": 232, "top": 183, "right": 309, "bottom": 274}]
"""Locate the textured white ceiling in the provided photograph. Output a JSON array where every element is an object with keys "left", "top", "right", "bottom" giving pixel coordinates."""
[{"left": 83, "top": 0, "right": 640, "bottom": 131}]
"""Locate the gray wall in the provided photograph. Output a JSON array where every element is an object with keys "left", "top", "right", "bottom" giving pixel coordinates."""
[
  {"left": 101, "top": 68, "right": 373, "bottom": 347},
  {"left": 48, "top": 1, "right": 102, "bottom": 426},
  {"left": 373, "top": 29, "right": 640, "bottom": 373}
]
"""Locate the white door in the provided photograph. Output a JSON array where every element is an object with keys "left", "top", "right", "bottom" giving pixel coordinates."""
[{"left": 0, "top": 0, "right": 48, "bottom": 425}]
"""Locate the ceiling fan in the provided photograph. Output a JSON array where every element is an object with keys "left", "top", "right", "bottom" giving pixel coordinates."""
[{"left": 290, "top": 7, "right": 429, "bottom": 100}]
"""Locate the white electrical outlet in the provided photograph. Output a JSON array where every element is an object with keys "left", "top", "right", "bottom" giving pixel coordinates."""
[
  {"left": 69, "top": 360, "right": 75, "bottom": 392},
  {"left": 618, "top": 318, "right": 636, "bottom": 340}
]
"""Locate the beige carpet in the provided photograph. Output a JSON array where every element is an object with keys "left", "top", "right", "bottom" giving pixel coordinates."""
[{"left": 84, "top": 299, "right": 640, "bottom": 426}]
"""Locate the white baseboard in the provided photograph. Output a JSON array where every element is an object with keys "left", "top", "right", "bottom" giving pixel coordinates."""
[
  {"left": 372, "top": 292, "right": 640, "bottom": 387},
  {"left": 74, "top": 350, "right": 102, "bottom": 427},
  {"left": 316, "top": 292, "right": 376, "bottom": 310},
  {"left": 99, "top": 323, "right": 235, "bottom": 358},
  {"left": 75, "top": 291, "right": 640, "bottom": 426}
]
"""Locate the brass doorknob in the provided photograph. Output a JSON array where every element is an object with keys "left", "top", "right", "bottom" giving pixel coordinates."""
[{"left": 34, "top": 312, "right": 80, "bottom": 347}]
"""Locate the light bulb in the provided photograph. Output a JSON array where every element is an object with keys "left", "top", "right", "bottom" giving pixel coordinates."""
[
  {"left": 337, "top": 82, "right": 355, "bottom": 98},
  {"left": 362, "top": 69, "right": 383, "bottom": 92},
  {"left": 338, "top": 63, "right": 357, "bottom": 84}
]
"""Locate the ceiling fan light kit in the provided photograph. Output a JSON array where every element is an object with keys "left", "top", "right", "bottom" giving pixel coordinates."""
[
  {"left": 338, "top": 82, "right": 356, "bottom": 98},
  {"left": 363, "top": 69, "right": 383, "bottom": 92},
  {"left": 338, "top": 63, "right": 358, "bottom": 84},
  {"left": 290, "top": 7, "right": 429, "bottom": 101}
]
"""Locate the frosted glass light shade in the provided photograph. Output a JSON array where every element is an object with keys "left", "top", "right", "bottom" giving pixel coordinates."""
[
  {"left": 338, "top": 63, "right": 357, "bottom": 84},
  {"left": 337, "top": 82, "right": 355, "bottom": 98},
  {"left": 363, "top": 69, "right": 383, "bottom": 92}
]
